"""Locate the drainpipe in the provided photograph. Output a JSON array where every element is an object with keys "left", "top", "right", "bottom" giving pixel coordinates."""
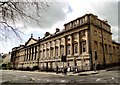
[{"left": 88, "top": 15, "right": 93, "bottom": 70}]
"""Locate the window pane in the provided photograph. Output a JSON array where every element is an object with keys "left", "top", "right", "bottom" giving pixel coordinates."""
[
  {"left": 82, "top": 41, "right": 86, "bottom": 52},
  {"left": 67, "top": 45, "right": 70, "bottom": 55},
  {"left": 61, "top": 46, "right": 64, "bottom": 55},
  {"left": 56, "top": 47, "right": 58, "bottom": 56},
  {"left": 74, "top": 43, "right": 78, "bottom": 54}
]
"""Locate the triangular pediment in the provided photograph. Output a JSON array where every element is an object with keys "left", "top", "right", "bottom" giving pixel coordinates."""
[{"left": 25, "top": 38, "right": 38, "bottom": 46}]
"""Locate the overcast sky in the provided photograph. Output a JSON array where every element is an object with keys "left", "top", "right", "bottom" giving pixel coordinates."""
[{"left": 0, "top": 0, "right": 119, "bottom": 53}]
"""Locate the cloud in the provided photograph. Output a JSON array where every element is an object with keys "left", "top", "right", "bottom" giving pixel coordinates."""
[
  {"left": 89, "top": 2, "right": 118, "bottom": 42},
  {"left": 34, "top": 2, "right": 69, "bottom": 28},
  {"left": 7, "top": 2, "right": 69, "bottom": 30},
  {"left": 1, "top": 0, "right": 120, "bottom": 53},
  {"left": 118, "top": 1, "right": 120, "bottom": 42},
  {"left": 90, "top": 2, "right": 118, "bottom": 27}
]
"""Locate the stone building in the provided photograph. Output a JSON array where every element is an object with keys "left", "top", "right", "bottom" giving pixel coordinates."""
[
  {"left": 1, "top": 53, "right": 11, "bottom": 69},
  {"left": 11, "top": 13, "right": 120, "bottom": 71},
  {"left": 2, "top": 53, "right": 11, "bottom": 64}
]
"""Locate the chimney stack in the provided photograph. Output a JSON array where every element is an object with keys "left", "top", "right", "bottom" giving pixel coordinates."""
[{"left": 31, "top": 33, "right": 33, "bottom": 38}]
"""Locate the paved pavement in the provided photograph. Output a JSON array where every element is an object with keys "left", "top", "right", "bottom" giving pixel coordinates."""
[
  {"left": 14, "top": 69, "right": 106, "bottom": 76},
  {"left": 0, "top": 66, "right": 120, "bottom": 85}
]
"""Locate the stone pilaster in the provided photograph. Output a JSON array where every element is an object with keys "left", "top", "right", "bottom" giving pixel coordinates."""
[
  {"left": 70, "top": 34, "right": 73, "bottom": 55},
  {"left": 86, "top": 30, "right": 89, "bottom": 53},
  {"left": 49, "top": 42, "right": 51, "bottom": 58},
  {"left": 53, "top": 41, "right": 55, "bottom": 58},
  {"left": 64, "top": 37, "right": 66, "bottom": 56},
  {"left": 78, "top": 32, "right": 80, "bottom": 55},
  {"left": 45, "top": 43, "right": 47, "bottom": 59},
  {"left": 58, "top": 39, "right": 61, "bottom": 57}
]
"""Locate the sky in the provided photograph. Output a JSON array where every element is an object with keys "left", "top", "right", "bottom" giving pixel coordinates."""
[{"left": 0, "top": 0, "right": 119, "bottom": 53}]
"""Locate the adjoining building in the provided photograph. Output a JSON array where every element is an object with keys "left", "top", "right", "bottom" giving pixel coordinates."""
[
  {"left": 2, "top": 52, "right": 11, "bottom": 69},
  {"left": 11, "top": 13, "right": 120, "bottom": 71}
]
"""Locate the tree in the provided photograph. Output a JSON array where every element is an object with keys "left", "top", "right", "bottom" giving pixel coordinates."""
[{"left": 0, "top": 0, "right": 50, "bottom": 41}]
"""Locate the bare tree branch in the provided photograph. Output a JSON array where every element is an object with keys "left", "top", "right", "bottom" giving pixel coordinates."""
[
  {"left": 0, "top": 0, "right": 51, "bottom": 42},
  {"left": 0, "top": 21, "right": 22, "bottom": 41}
]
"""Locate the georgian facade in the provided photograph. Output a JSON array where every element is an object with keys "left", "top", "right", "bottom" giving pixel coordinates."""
[{"left": 11, "top": 13, "right": 120, "bottom": 71}]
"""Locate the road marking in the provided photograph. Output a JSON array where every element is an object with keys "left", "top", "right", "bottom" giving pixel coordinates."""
[
  {"left": 61, "top": 80, "right": 66, "bottom": 82},
  {"left": 46, "top": 79, "right": 51, "bottom": 82},
  {"left": 37, "top": 79, "right": 41, "bottom": 80},
  {"left": 22, "top": 76, "right": 27, "bottom": 77},
  {"left": 96, "top": 78, "right": 101, "bottom": 81},
  {"left": 112, "top": 77, "right": 114, "bottom": 80},
  {"left": 2, "top": 80, "right": 11, "bottom": 83},
  {"left": 30, "top": 77, "right": 35, "bottom": 81}
]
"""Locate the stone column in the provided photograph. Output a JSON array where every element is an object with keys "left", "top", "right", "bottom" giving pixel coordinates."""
[
  {"left": 78, "top": 32, "right": 80, "bottom": 55},
  {"left": 86, "top": 30, "right": 89, "bottom": 53},
  {"left": 27, "top": 49, "right": 28, "bottom": 61},
  {"left": 53, "top": 41, "right": 56, "bottom": 58},
  {"left": 58, "top": 39, "right": 61, "bottom": 57},
  {"left": 45, "top": 43, "right": 47, "bottom": 59},
  {"left": 25, "top": 49, "right": 27, "bottom": 61},
  {"left": 64, "top": 37, "right": 66, "bottom": 56},
  {"left": 49, "top": 42, "right": 51, "bottom": 59},
  {"left": 31, "top": 47, "right": 33, "bottom": 61},
  {"left": 41, "top": 50, "right": 43, "bottom": 60},
  {"left": 30, "top": 48, "right": 32, "bottom": 61},
  {"left": 29, "top": 48, "right": 30, "bottom": 61},
  {"left": 70, "top": 34, "right": 73, "bottom": 55},
  {"left": 38, "top": 44, "right": 40, "bottom": 66}
]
